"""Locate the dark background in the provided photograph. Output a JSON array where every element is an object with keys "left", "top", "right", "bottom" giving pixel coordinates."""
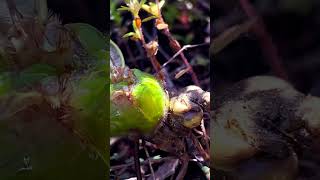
[
  {"left": 47, "top": 0, "right": 108, "bottom": 32},
  {"left": 212, "top": 0, "right": 320, "bottom": 96}
]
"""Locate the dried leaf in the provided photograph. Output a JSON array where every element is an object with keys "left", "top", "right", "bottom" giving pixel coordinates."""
[
  {"left": 147, "top": 158, "right": 179, "bottom": 180},
  {"left": 175, "top": 68, "right": 189, "bottom": 79}
]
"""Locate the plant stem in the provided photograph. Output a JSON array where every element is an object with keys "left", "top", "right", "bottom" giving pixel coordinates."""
[
  {"left": 133, "top": 138, "right": 142, "bottom": 180},
  {"left": 176, "top": 154, "right": 189, "bottom": 180},
  {"left": 239, "top": 0, "right": 288, "bottom": 80},
  {"left": 110, "top": 156, "right": 174, "bottom": 171},
  {"left": 154, "top": 0, "right": 200, "bottom": 86},
  {"left": 143, "top": 140, "right": 156, "bottom": 180},
  {"left": 136, "top": 18, "right": 165, "bottom": 80}
]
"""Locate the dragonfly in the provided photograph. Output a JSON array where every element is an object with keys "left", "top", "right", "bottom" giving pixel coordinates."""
[{"left": 110, "top": 39, "right": 210, "bottom": 179}]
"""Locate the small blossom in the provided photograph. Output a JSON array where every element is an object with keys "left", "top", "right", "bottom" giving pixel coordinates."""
[
  {"left": 141, "top": 0, "right": 165, "bottom": 17},
  {"left": 118, "top": 0, "right": 146, "bottom": 18},
  {"left": 123, "top": 19, "right": 142, "bottom": 41}
]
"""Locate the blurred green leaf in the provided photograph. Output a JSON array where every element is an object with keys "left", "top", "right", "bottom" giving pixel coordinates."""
[
  {"left": 0, "top": 17, "right": 108, "bottom": 180},
  {"left": 69, "top": 69, "right": 108, "bottom": 165},
  {"left": 162, "top": 4, "right": 179, "bottom": 26},
  {"left": 142, "top": 15, "right": 157, "bottom": 22},
  {"left": 0, "top": 99, "right": 107, "bottom": 180},
  {"left": 110, "top": 1, "right": 122, "bottom": 25},
  {"left": 280, "top": 0, "right": 313, "bottom": 15},
  {"left": 174, "top": 33, "right": 194, "bottom": 45},
  {"left": 0, "top": 72, "right": 12, "bottom": 96},
  {"left": 65, "top": 23, "right": 108, "bottom": 58},
  {"left": 64, "top": 22, "right": 108, "bottom": 165},
  {"left": 13, "top": 64, "right": 58, "bottom": 88}
]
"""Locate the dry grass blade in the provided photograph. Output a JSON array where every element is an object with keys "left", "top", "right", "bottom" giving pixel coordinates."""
[
  {"left": 176, "top": 154, "right": 189, "bottom": 180},
  {"left": 159, "top": 43, "right": 207, "bottom": 79},
  {"left": 134, "top": 139, "right": 143, "bottom": 180},
  {"left": 148, "top": 158, "right": 179, "bottom": 180},
  {"left": 162, "top": 43, "right": 208, "bottom": 68},
  {"left": 211, "top": 19, "right": 256, "bottom": 55},
  {"left": 175, "top": 68, "right": 189, "bottom": 79},
  {"left": 143, "top": 143, "right": 156, "bottom": 180}
]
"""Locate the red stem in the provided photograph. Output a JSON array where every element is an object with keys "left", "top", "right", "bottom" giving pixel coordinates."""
[
  {"left": 239, "top": 0, "right": 288, "bottom": 80},
  {"left": 160, "top": 24, "right": 200, "bottom": 86},
  {"left": 153, "top": 0, "right": 200, "bottom": 86}
]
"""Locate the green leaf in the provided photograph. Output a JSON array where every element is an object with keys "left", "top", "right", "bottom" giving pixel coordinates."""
[
  {"left": 110, "top": 1, "right": 122, "bottom": 25},
  {"left": 159, "top": 0, "right": 165, "bottom": 9},
  {"left": 140, "top": 0, "right": 147, "bottom": 6},
  {"left": 0, "top": 72, "right": 12, "bottom": 96},
  {"left": 13, "top": 64, "right": 58, "bottom": 88},
  {"left": 69, "top": 70, "right": 108, "bottom": 165},
  {"left": 142, "top": 15, "right": 157, "bottom": 22},
  {"left": 117, "top": 6, "right": 131, "bottom": 11},
  {"left": 65, "top": 23, "right": 108, "bottom": 75},
  {"left": 122, "top": 32, "right": 136, "bottom": 38},
  {"left": 21, "top": 64, "right": 57, "bottom": 75},
  {"left": 162, "top": 4, "right": 179, "bottom": 26},
  {"left": 94, "top": 49, "right": 108, "bottom": 72},
  {"left": 0, "top": 96, "right": 107, "bottom": 180}
]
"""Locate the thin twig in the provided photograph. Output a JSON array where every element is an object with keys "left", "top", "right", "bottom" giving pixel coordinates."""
[
  {"left": 200, "top": 119, "right": 210, "bottom": 153},
  {"left": 161, "top": 43, "right": 208, "bottom": 68},
  {"left": 191, "top": 133, "right": 210, "bottom": 161},
  {"left": 6, "top": 0, "right": 27, "bottom": 39},
  {"left": 195, "top": 161, "right": 210, "bottom": 180},
  {"left": 6, "top": 0, "right": 23, "bottom": 21},
  {"left": 110, "top": 156, "right": 175, "bottom": 171},
  {"left": 143, "top": 140, "right": 156, "bottom": 180},
  {"left": 143, "top": 29, "right": 176, "bottom": 90},
  {"left": 137, "top": 19, "right": 165, "bottom": 80},
  {"left": 162, "top": 30, "right": 200, "bottom": 85},
  {"left": 143, "top": 29, "right": 171, "bottom": 60},
  {"left": 133, "top": 139, "right": 143, "bottom": 180},
  {"left": 155, "top": 0, "right": 200, "bottom": 85},
  {"left": 176, "top": 154, "right": 189, "bottom": 180}
]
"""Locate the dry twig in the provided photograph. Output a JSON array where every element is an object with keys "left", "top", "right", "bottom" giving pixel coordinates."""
[
  {"left": 154, "top": 0, "right": 200, "bottom": 85},
  {"left": 239, "top": 0, "right": 288, "bottom": 80}
]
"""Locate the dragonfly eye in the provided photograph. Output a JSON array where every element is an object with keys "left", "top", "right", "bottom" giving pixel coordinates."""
[{"left": 181, "top": 106, "right": 203, "bottom": 128}]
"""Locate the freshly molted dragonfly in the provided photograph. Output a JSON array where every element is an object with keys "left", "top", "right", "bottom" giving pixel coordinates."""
[{"left": 110, "top": 40, "right": 210, "bottom": 156}]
